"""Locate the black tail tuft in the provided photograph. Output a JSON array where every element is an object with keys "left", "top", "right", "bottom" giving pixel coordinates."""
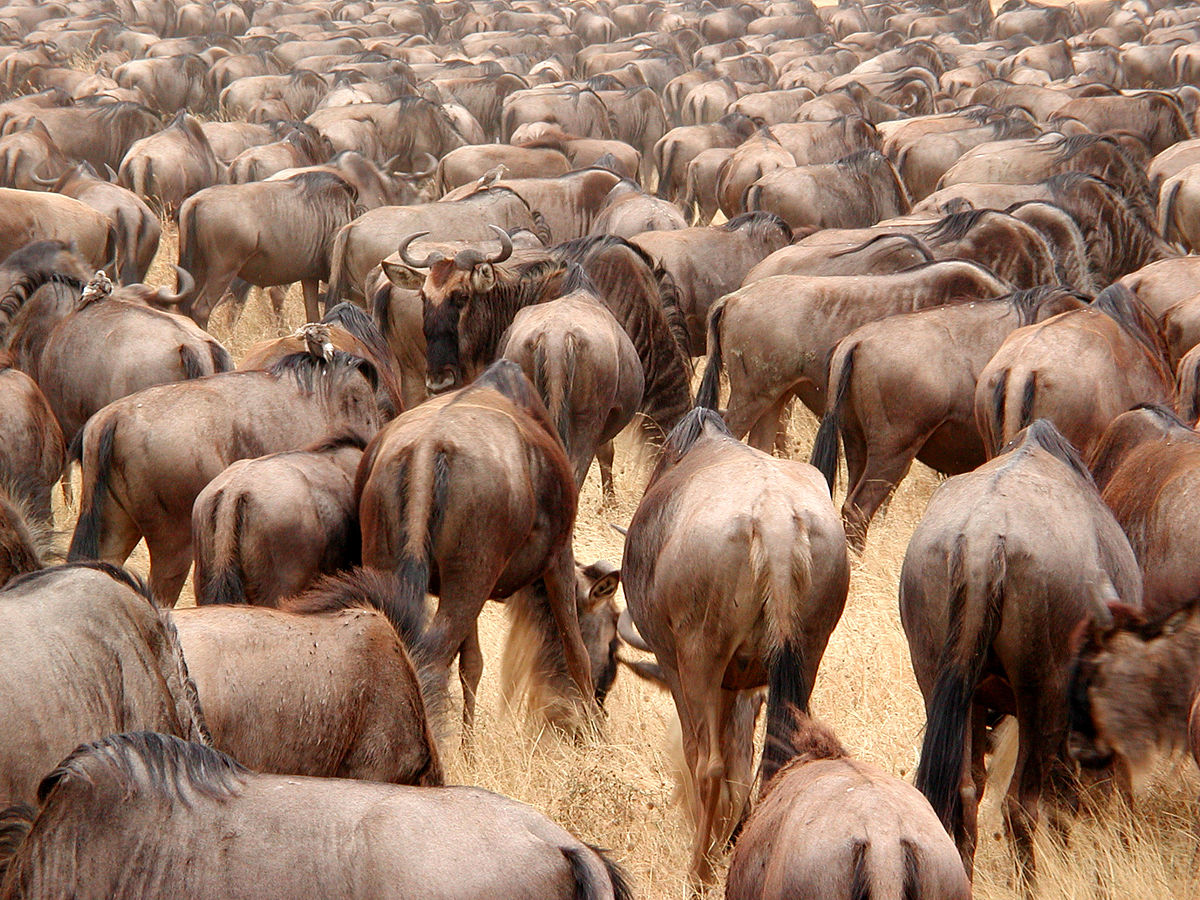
[
  {"left": 762, "top": 639, "right": 808, "bottom": 788},
  {"left": 66, "top": 419, "right": 117, "bottom": 562},
  {"left": 179, "top": 343, "right": 207, "bottom": 380},
  {"left": 850, "top": 839, "right": 870, "bottom": 900},
  {"left": 695, "top": 299, "right": 727, "bottom": 411},
  {"left": 811, "top": 343, "right": 857, "bottom": 490},
  {"left": 564, "top": 844, "right": 634, "bottom": 900}
]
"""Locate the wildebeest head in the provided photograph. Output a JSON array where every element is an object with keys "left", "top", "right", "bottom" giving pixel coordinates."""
[
  {"left": 1067, "top": 601, "right": 1200, "bottom": 773},
  {"left": 387, "top": 224, "right": 513, "bottom": 394},
  {"left": 577, "top": 559, "right": 622, "bottom": 706}
]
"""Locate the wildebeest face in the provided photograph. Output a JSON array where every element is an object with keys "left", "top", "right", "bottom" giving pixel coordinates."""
[
  {"left": 578, "top": 561, "right": 621, "bottom": 706},
  {"left": 421, "top": 261, "right": 471, "bottom": 394}
]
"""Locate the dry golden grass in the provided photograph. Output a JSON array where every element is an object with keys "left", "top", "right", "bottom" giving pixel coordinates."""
[{"left": 52, "top": 224, "right": 1200, "bottom": 899}]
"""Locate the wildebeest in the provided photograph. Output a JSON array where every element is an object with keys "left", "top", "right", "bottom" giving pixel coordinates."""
[
  {"left": 697, "top": 261, "right": 1011, "bottom": 451},
  {"left": 497, "top": 292, "right": 643, "bottom": 497},
  {"left": 172, "top": 567, "right": 442, "bottom": 785},
  {"left": 619, "top": 409, "right": 849, "bottom": 889},
  {"left": 0, "top": 731, "right": 632, "bottom": 899},
  {"left": 1069, "top": 599, "right": 1200, "bottom": 799},
  {"left": 177, "top": 170, "right": 360, "bottom": 327},
  {"left": 0, "top": 563, "right": 209, "bottom": 808},
  {"left": 631, "top": 212, "right": 792, "bottom": 354},
  {"left": 902, "top": 421, "right": 1142, "bottom": 879},
  {"left": 117, "top": 110, "right": 226, "bottom": 216},
  {"left": 192, "top": 432, "right": 364, "bottom": 607},
  {"left": 68, "top": 351, "right": 383, "bottom": 604},
  {"left": 356, "top": 360, "right": 596, "bottom": 730},
  {"left": 975, "top": 284, "right": 1174, "bottom": 460},
  {"left": 0, "top": 189, "right": 113, "bottom": 273},
  {"left": 726, "top": 711, "right": 971, "bottom": 900},
  {"left": 405, "top": 229, "right": 692, "bottom": 437},
  {"left": 813, "top": 286, "right": 1089, "bottom": 550},
  {"left": 36, "top": 272, "right": 232, "bottom": 447},
  {"left": 1088, "top": 405, "right": 1200, "bottom": 619},
  {"left": 0, "top": 482, "right": 42, "bottom": 590},
  {"left": 0, "top": 354, "right": 64, "bottom": 525}
]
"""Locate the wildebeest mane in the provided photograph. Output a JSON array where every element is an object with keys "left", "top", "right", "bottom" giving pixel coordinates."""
[
  {"left": 767, "top": 708, "right": 848, "bottom": 784},
  {"left": 2, "top": 560, "right": 151, "bottom": 602},
  {"left": 1092, "top": 283, "right": 1171, "bottom": 371},
  {"left": 924, "top": 207, "right": 1005, "bottom": 244},
  {"left": 1008, "top": 285, "right": 1090, "bottom": 326},
  {"left": 462, "top": 357, "right": 543, "bottom": 415},
  {"left": 269, "top": 349, "right": 380, "bottom": 396},
  {"left": 657, "top": 407, "right": 732, "bottom": 472},
  {"left": 1001, "top": 418, "right": 1095, "bottom": 487},
  {"left": 36, "top": 731, "right": 246, "bottom": 807},
  {"left": 830, "top": 232, "right": 934, "bottom": 262},
  {"left": 723, "top": 211, "right": 793, "bottom": 243},
  {"left": 834, "top": 148, "right": 887, "bottom": 175},
  {"left": 304, "top": 428, "right": 369, "bottom": 454},
  {"left": 286, "top": 566, "right": 430, "bottom": 653},
  {"left": 321, "top": 301, "right": 395, "bottom": 377},
  {"left": 286, "top": 169, "right": 356, "bottom": 202}
]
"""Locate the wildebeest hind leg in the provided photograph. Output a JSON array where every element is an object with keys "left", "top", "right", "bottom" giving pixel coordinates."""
[
  {"left": 844, "top": 453, "right": 913, "bottom": 553},
  {"left": 1006, "top": 688, "right": 1052, "bottom": 892},
  {"left": 597, "top": 440, "right": 616, "bottom": 500},
  {"left": 745, "top": 395, "right": 789, "bottom": 454},
  {"left": 459, "top": 621, "right": 484, "bottom": 733},
  {"left": 301, "top": 278, "right": 320, "bottom": 323},
  {"left": 145, "top": 531, "right": 194, "bottom": 607}
]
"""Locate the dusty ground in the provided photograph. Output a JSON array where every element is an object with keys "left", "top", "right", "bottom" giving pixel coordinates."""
[{"left": 50, "top": 224, "right": 1200, "bottom": 899}]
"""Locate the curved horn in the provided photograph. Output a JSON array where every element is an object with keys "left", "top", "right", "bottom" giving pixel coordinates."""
[
  {"left": 103, "top": 163, "right": 117, "bottom": 182},
  {"left": 153, "top": 265, "right": 194, "bottom": 306},
  {"left": 486, "top": 224, "right": 512, "bottom": 263},
  {"left": 396, "top": 231, "right": 441, "bottom": 268},
  {"left": 29, "top": 163, "right": 58, "bottom": 187},
  {"left": 617, "top": 607, "right": 652, "bottom": 652}
]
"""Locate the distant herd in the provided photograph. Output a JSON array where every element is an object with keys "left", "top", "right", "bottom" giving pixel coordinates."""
[{"left": 3, "top": 0, "right": 1200, "bottom": 896}]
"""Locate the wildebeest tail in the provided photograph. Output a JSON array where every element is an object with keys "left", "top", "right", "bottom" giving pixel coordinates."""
[
  {"left": 388, "top": 443, "right": 448, "bottom": 629},
  {"left": 178, "top": 343, "right": 208, "bottom": 379},
  {"left": 812, "top": 342, "right": 857, "bottom": 490},
  {"left": 177, "top": 197, "right": 200, "bottom": 294},
  {"left": 0, "top": 803, "right": 35, "bottom": 883},
  {"left": 562, "top": 844, "right": 634, "bottom": 900},
  {"left": 758, "top": 520, "right": 814, "bottom": 788},
  {"left": 324, "top": 226, "right": 353, "bottom": 307},
  {"left": 695, "top": 296, "right": 727, "bottom": 410},
  {"left": 1159, "top": 174, "right": 1183, "bottom": 248},
  {"left": 850, "top": 839, "right": 870, "bottom": 900},
  {"left": 196, "top": 491, "right": 249, "bottom": 605},
  {"left": 914, "top": 534, "right": 1005, "bottom": 842},
  {"left": 158, "top": 611, "right": 213, "bottom": 745},
  {"left": 532, "top": 333, "right": 576, "bottom": 458},
  {"left": 67, "top": 418, "right": 118, "bottom": 561}
]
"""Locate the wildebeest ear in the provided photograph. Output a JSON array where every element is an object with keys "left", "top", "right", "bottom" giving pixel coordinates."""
[
  {"left": 587, "top": 570, "right": 620, "bottom": 608},
  {"left": 1159, "top": 607, "right": 1193, "bottom": 637},
  {"left": 470, "top": 263, "right": 496, "bottom": 293},
  {"left": 381, "top": 260, "right": 423, "bottom": 289}
]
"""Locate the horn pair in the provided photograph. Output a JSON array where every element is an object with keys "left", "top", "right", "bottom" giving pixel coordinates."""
[{"left": 396, "top": 224, "right": 513, "bottom": 269}]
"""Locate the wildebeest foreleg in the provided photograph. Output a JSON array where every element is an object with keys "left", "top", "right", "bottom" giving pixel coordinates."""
[
  {"left": 597, "top": 440, "right": 616, "bottom": 500},
  {"left": 301, "top": 278, "right": 320, "bottom": 323}
]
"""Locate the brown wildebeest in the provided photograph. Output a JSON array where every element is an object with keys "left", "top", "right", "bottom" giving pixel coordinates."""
[
  {"left": 812, "top": 286, "right": 1089, "bottom": 550},
  {"left": 631, "top": 212, "right": 792, "bottom": 355},
  {"left": 697, "top": 261, "right": 1011, "bottom": 452},
  {"left": 172, "top": 568, "right": 442, "bottom": 785},
  {"left": 744, "top": 229, "right": 933, "bottom": 282},
  {"left": 177, "top": 170, "right": 360, "bottom": 327},
  {"left": 902, "top": 420, "right": 1142, "bottom": 881},
  {"left": 0, "top": 354, "right": 64, "bottom": 525},
  {"left": 0, "top": 731, "right": 633, "bottom": 900},
  {"left": 1088, "top": 405, "right": 1200, "bottom": 619},
  {"left": 498, "top": 292, "right": 643, "bottom": 498},
  {"left": 1050, "top": 92, "right": 1193, "bottom": 156},
  {"left": 0, "top": 482, "right": 43, "bottom": 589},
  {"left": 1119, "top": 255, "right": 1200, "bottom": 320},
  {"left": 31, "top": 162, "right": 161, "bottom": 285},
  {"left": 193, "top": 432, "right": 364, "bottom": 607},
  {"left": 918, "top": 207, "right": 1060, "bottom": 290},
  {"left": 117, "top": 111, "right": 226, "bottom": 216},
  {"left": 240, "top": 302, "right": 404, "bottom": 418},
  {"left": 589, "top": 180, "right": 688, "bottom": 239},
  {"left": 436, "top": 143, "right": 570, "bottom": 194},
  {"left": 67, "top": 351, "right": 383, "bottom": 605},
  {"left": 402, "top": 229, "right": 692, "bottom": 438},
  {"left": 653, "top": 113, "right": 758, "bottom": 205},
  {"left": 726, "top": 712, "right": 971, "bottom": 900},
  {"left": 0, "top": 189, "right": 113, "bottom": 273},
  {"left": 1069, "top": 600, "right": 1200, "bottom": 799},
  {"left": 36, "top": 273, "right": 232, "bottom": 447},
  {"left": 618, "top": 409, "right": 849, "bottom": 890},
  {"left": 0, "top": 563, "right": 210, "bottom": 808},
  {"left": 357, "top": 360, "right": 596, "bottom": 731},
  {"left": 975, "top": 285, "right": 1174, "bottom": 461},
  {"left": 745, "top": 150, "right": 911, "bottom": 232}
]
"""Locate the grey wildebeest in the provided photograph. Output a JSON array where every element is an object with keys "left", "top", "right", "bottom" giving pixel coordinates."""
[
  {"left": 631, "top": 212, "right": 793, "bottom": 355},
  {"left": 177, "top": 170, "right": 360, "bottom": 327},
  {"left": 356, "top": 360, "right": 597, "bottom": 731},
  {"left": 1088, "top": 405, "right": 1200, "bottom": 620},
  {"left": 811, "top": 286, "right": 1089, "bottom": 550},
  {"left": 725, "top": 712, "right": 971, "bottom": 900},
  {"left": 36, "top": 271, "right": 232, "bottom": 447},
  {"left": 0, "top": 354, "right": 64, "bottom": 525},
  {"left": 745, "top": 150, "right": 911, "bottom": 232},
  {"left": 619, "top": 409, "right": 849, "bottom": 890},
  {"left": 407, "top": 230, "right": 692, "bottom": 438},
  {"left": 67, "top": 351, "right": 383, "bottom": 605},
  {"left": 192, "top": 432, "right": 364, "bottom": 608},
  {"left": 902, "top": 421, "right": 1142, "bottom": 880},
  {"left": 1069, "top": 599, "right": 1200, "bottom": 799},
  {"left": 0, "top": 563, "right": 209, "bottom": 808},
  {"left": 0, "top": 731, "right": 632, "bottom": 900},
  {"left": 171, "top": 567, "right": 442, "bottom": 785},
  {"left": 975, "top": 285, "right": 1174, "bottom": 461},
  {"left": 697, "top": 261, "right": 1011, "bottom": 452}
]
